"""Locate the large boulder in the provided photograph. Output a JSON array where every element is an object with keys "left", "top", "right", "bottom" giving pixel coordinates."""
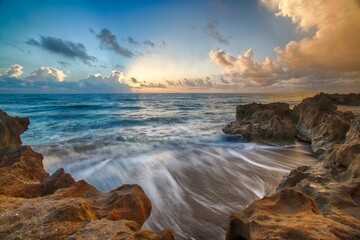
[
  {"left": 0, "top": 110, "right": 173, "bottom": 240},
  {"left": 223, "top": 102, "right": 296, "bottom": 145}
]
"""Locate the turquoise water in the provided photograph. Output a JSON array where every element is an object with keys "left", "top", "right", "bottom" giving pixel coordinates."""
[{"left": 0, "top": 93, "right": 316, "bottom": 239}]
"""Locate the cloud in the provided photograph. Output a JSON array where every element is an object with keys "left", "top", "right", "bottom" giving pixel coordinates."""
[
  {"left": 209, "top": 49, "right": 234, "bottom": 66},
  {"left": 6, "top": 64, "right": 23, "bottom": 77},
  {"left": 26, "top": 36, "right": 96, "bottom": 64},
  {"left": 210, "top": 49, "right": 284, "bottom": 87},
  {"left": 128, "top": 37, "right": 139, "bottom": 45},
  {"left": 143, "top": 40, "right": 156, "bottom": 48},
  {"left": 139, "top": 82, "right": 167, "bottom": 88},
  {"left": 208, "top": 0, "right": 360, "bottom": 92},
  {"left": 94, "top": 28, "right": 134, "bottom": 58},
  {"left": 0, "top": 67, "right": 131, "bottom": 93},
  {"left": 203, "top": 20, "right": 230, "bottom": 45},
  {"left": 57, "top": 61, "right": 71, "bottom": 68},
  {"left": 77, "top": 70, "right": 130, "bottom": 92},
  {"left": 209, "top": 48, "right": 360, "bottom": 90},
  {"left": 128, "top": 36, "right": 167, "bottom": 49},
  {"left": 115, "top": 64, "right": 125, "bottom": 70},
  {"left": 128, "top": 76, "right": 166, "bottom": 88},
  {"left": 166, "top": 77, "right": 215, "bottom": 88},
  {"left": 130, "top": 77, "right": 138, "bottom": 83},
  {"left": 27, "top": 67, "right": 66, "bottom": 82},
  {"left": 219, "top": 75, "right": 229, "bottom": 84},
  {"left": 262, "top": 0, "right": 360, "bottom": 72}
]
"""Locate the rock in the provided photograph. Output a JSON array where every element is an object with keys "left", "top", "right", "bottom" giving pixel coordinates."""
[
  {"left": 0, "top": 110, "right": 173, "bottom": 239},
  {"left": 0, "top": 110, "right": 29, "bottom": 147},
  {"left": 223, "top": 102, "right": 296, "bottom": 145},
  {"left": 226, "top": 93, "right": 360, "bottom": 240},
  {"left": 326, "top": 93, "right": 360, "bottom": 106},
  {"left": 226, "top": 188, "right": 360, "bottom": 240},
  {"left": 292, "top": 93, "right": 357, "bottom": 155},
  {"left": 322, "top": 116, "right": 360, "bottom": 178},
  {"left": 0, "top": 145, "right": 48, "bottom": 197}
]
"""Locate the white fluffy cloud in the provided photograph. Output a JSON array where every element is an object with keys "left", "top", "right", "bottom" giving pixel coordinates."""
[
  {"left": 78, "top": 70, "right": 129, "bottom": 92},
  {"left": 27, "top": 67, "right": 66, "bottom": 81},
  {"left": 0, "top": 66, "right": 131, "bottom": 93},
  {"left": 6, "top": 64, "right": 23, "bottom": 77}
]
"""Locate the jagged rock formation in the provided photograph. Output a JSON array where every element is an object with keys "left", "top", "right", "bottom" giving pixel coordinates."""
[
  {"left": 222, "top": 102, "right": 296, "bottom": 145},
  {"left": 0, "top": 110, "right": 173, "bottom": 240},
  {"left": 225, "top": 93, "right": 360, "bottom": 240}
]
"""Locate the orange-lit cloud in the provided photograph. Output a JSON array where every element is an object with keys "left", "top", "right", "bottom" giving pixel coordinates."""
[
  {"left": 209, "top": 49, "right": 284, "bottom": 87},
  {"left": 262, "top": 0, "right": 360, "bottom": 72},
  {"left": 209, "top": 0, "right": 360, "bottom": 92}
]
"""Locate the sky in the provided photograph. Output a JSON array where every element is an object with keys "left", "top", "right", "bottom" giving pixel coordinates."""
[{"left": 0, "top": 0, "right": 359, "bottom": 93}]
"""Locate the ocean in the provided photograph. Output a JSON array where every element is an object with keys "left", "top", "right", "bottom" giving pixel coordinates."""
[{"left": 0, "top": 93, "right": 317, "bottom": 239}]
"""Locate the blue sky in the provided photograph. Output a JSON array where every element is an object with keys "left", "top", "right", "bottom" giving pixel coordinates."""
[{"left": 0, "top": 0, "right": 359, "bottom": 93}]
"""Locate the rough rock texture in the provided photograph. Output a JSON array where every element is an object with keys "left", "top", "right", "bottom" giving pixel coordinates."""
[
  {"left": 0, "top": 110, "right": 173, "bottom": 240},
  {"left": 223, "top": 102, "right": 296, "bottom": 145},
  {"left": 0, "top": 110, "right": 29, "bottom": 147},
  {"left": 227, "top": 188, "right": 360, "bottom": 240},
  {"left": 293, "top": 93, "right": 356, "bottom": 155},
  {"left": 226, "top": 93, "right": 360, "bottom": 240}
]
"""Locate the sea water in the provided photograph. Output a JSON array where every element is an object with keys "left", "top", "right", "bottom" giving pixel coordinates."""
[{"left": 0, "top": 93, "right": 316, "bottom": 239}]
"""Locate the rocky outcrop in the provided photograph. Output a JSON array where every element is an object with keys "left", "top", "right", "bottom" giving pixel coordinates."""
[
  {"left": 226, "top": 93, "right": 360, "bottom": 240},
  {"left": 0, "top": 110, "right": 29, "bottom": 147},
  {"left": 223, "top": 102, "right": 296, "bottom": 145},
  {"left": 292, "top": 93, "right": 357, "bottom": 155},
  {"left": 0, "top": 110, "right": 173, "bottom": 239}
]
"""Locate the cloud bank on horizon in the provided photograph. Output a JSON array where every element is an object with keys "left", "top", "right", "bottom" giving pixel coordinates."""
[{"left": 0, "top": 0, "right": 359, "bottom": 93}]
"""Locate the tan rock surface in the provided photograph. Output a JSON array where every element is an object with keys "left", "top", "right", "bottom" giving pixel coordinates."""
[{"left": 0, "top": 110, "right": 173, "bottom": 240}]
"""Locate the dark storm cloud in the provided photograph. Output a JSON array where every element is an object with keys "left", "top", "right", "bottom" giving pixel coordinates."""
[
  {"left": 203, "top": 20, "right": 230, "bottom": 45},
  {"left": 94, "top": 28, "right": 134, "bottom": 58},
  {"left": 26, "top": 36, "right": 96, "bottom": 64}
]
